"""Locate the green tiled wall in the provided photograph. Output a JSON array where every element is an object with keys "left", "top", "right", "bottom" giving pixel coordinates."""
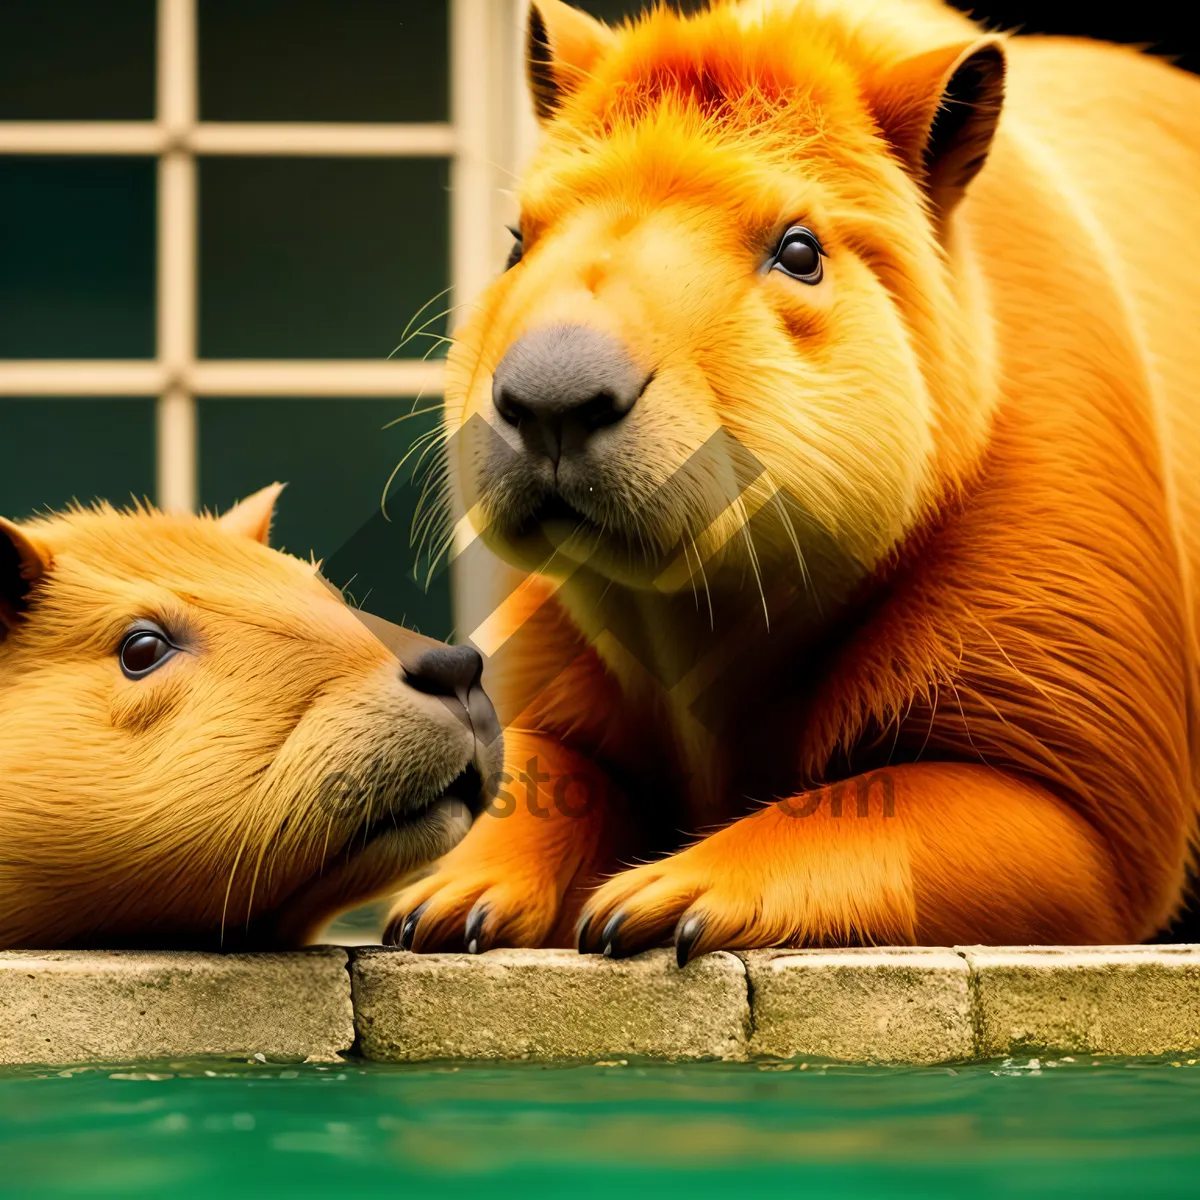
[
  {"left": 198, "top": 0, "right": 448, "bottom": 123},
  {"left": 0, "top": 2, "right": 453, "bottom": 639},
  {"left": 0, "top": 157, "right": 157, "bottom": 360},
  {"left": 198, "top": 398, "right": 452, "bottom": 640},
  {"left": 0, "top": 398, "right": 157, "bottom": 519},
  {"left": 197, "top": 157, "right": 450, "bottom": 360},
  {"left": 0, "top": 0, "right": 156, "bottom": 121}
]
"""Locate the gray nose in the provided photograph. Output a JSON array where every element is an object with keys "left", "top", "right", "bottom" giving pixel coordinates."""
[
  {"left": 492, "top": 324, "right": 646, "bottom": 463},
  {"left": 402, "top": 644, "right": 483, "bottom": 701},
  {"left": 402, "top": 645, "right": 501, "bottom": 748}
]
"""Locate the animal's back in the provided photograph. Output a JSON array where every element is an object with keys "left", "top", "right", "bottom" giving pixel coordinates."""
[{"left": 997, "top": 38, "right": 1200, "bottom": 651}]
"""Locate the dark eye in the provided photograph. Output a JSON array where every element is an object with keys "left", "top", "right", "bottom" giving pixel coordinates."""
[
  {"left": 505, "top": 225, "right": 523, "bottom": 271},
  {"left": 772, "top": 226, "right": 824, "bottom": 284},
  {"left": 119, "top": 624, "right": 179, "bottom": 680}
]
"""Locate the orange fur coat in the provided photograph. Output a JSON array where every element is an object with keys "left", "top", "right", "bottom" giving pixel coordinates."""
[{"left": 387, "top": 0, "right": 1200, "bottom": 960}]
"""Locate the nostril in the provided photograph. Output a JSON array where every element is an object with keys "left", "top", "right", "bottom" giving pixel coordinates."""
[
  {"left": 494, "top": 385, "right": 527, "bottom": 428},
  {"left": 579, "top": 391, "right": 623, "bottom": 431},
  {"left": 490, "top": 325, "right": 647, "bottom": 451},
  {"left": 496, "top": 386, "right": 628, "bottom": 435},
  {"left": 402, "top": 645, "right": 484, "bottom": 700}
]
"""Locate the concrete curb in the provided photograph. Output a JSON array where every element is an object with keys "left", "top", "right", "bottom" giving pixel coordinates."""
[
  {"left": 3, "top": 945, "right": 1200, "bottom": 1066},
  {"left": 741, "top": 948, "right": 975, "bottom": 1064},
  {"left": 0, "top": 948, "right": 354, "bottom": 1066},
  {"left": 352, "top": 947, "right": 750, "bottom": 1062},
  {"left": 964, "top": 945, "right": 1200, "bottom": 1057}
]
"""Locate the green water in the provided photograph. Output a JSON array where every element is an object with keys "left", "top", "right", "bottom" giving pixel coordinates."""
[{"left": 2, "top": 1057, "right": 1198, "bottom": 1197}]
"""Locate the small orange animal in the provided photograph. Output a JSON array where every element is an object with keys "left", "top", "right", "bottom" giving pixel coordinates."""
[
  {"left": 0, "top": 485, "right": 501, "bottom": 949},
  {"left": 387, "top": 0, "right": 1200, "bottom": 960}
]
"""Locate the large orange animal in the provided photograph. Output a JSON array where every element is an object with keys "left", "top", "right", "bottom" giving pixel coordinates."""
[
  {"left": 388, "top": 0, "right": 1200, "bottom": 960},
  {"left": 0, "top": 487, "right": 500, "bottom": 949}
]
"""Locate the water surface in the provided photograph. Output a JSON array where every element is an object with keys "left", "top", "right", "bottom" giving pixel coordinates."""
[{"left": 2, "top": 1056, "right": 1197, "bottom": 1197}]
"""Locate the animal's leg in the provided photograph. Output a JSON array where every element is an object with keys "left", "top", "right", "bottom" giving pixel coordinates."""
[
  {"left": 578, "top": 762, "right": 1133, "bottom": 963},
  {"left": 384, "top": 730, "right": 624, "bottom": 951}
]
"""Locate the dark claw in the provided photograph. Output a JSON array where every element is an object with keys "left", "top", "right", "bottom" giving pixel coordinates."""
[
  {"left": 675, "top": 913, "right": 706, "bottom": 968},
  {"left": 600, "top": 912, "right": 629, "bottom": 958},
  {"left": 575, "top": 914, "right": 592, "bottom": 954},
  {"left": 398, "top": 901, "right": 429, "bottom": 951},
  {"left": 464, "top": 903, "right": 489, "bottom": 954}
]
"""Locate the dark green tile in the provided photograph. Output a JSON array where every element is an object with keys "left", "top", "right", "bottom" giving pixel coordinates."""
[
  {"left": 0, "top": 398, "right": 156, "bottom": 520},
  {"left": 577, "top": 0, "right": 708, "bottom": 21},
  {"left": 198, "top": 397, "right": 452, "bottom": 640},
  {"left": 0, "top": 0, "right": 155, "bottom": 120},
  {"left": 198, "top": 156, "right": 450, "bottom": 360},
  {"left": 199, "top": 0, "right": 449, "bottom": 123},
  {"left": 0, "top": 157, "right": 157, "bottom": 360},
  {"left": 578, "top": 3, "right": 1199, "bottom": 76},
  {"left": 952, "top": 3, "right": 1198, "bottom": 75}
]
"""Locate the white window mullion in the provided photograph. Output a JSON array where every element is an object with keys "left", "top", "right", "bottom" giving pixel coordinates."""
[
  {"left": 0, "top": 363, "right": 167, "bottom": 396},
  {"left": 190, "top": 361, "right": 444, "bottom": 397},
  {"left": 0, "top": 123, "right": 166, "bottom": 154},
  {"left": 450, "top": 0, "right": 538, "bottom": 643},
  {"left": 0, "top": 361, "right": 444, "bottom": 398},
  {"left": 0, "top": 123, "right": 455, "bottom": 157},
  {"left": 188, "top": 123, "right": 456, "bottom": 156},
  {"left": 450, "top": 0, "right": 496, "bottom": 326},
  {"left": 449, "top": 0, "right": 498, "bottom": 639},
  {"left": 156, "top": 0, "right": 198, "bottom": 513}
]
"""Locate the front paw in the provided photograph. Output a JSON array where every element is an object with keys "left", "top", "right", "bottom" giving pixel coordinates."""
[
  {"left": 383, "top": 864, "right": 560, "bottom": 953},
  {"left": 576, "top": 847, "right": 768, "bottom": 967}
]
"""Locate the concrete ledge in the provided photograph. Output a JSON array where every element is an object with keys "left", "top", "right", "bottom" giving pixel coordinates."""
[
  {"left": 0, "top": 948, "right": 354, "bottom": 1066},
  {"left": 742, "top": 948, "right": 974, "bottom": 1064},
  {"left": 964, "top": 945, "right": 1200, "bottom": 1057},
  {"left": 352, "top": 947, "right": 750, "bottom": 1062},
  {"left": 4, "top": 946, "right": 1200, "bottom": 1065}
]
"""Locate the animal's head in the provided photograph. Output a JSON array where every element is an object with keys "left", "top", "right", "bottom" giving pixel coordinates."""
[
  {"left": 450, "top": 0, "right": 1005, "bottom": 604},
  {"left": 0, "top": 485, "right": 502, "bottom": 949}
]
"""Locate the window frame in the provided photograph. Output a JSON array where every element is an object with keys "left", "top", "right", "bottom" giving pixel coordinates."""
[{"left": 0, "top": 0, "right": 531, "bottom": 516}]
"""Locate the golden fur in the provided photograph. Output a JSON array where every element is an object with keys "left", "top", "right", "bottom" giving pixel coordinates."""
[
  {"left": 0, "top": 486, "right": 497, "bottom": 949},
  {"left": 387, "top": 0, "right": 1200, "bottom": 957}
]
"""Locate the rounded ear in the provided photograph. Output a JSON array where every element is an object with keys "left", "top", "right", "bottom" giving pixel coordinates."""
[
  {"left": 0, "top": 518, "right": 52, "bottom": 637},
  {"left": 870, "top": 37, "right": 1006, "bottom": 222},
  {"left": 218, "top": 482, "right": 286, "bottom": 546},
  {"left": 527, "top": 0, "right": 616, "bottom": 122}
]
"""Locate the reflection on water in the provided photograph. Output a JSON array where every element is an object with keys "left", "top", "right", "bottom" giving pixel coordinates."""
[
  {"left": 3, "top": 1057, "right": 1199, "bottom": 1198},
  {"left": 313, "top": 897, "right": 391, "bottom": 946}
]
